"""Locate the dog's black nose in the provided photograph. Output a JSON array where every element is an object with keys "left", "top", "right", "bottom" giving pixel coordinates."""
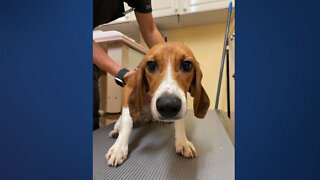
[{"left": 156, "top": 94, "right": 181, "bottom": 119}]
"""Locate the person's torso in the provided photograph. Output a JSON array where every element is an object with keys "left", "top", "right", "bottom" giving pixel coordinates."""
[{"left": 93, "top": 0, "right": 152, "bottom": 29}]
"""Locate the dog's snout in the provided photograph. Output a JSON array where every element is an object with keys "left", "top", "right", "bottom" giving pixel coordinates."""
[{"left": 156, "top": 94, "right": 181, "bottom": 119}]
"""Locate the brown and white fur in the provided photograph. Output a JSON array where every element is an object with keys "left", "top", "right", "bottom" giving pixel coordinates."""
[{"left": 106, "top": 42, "right": 210, "bottom": 166}]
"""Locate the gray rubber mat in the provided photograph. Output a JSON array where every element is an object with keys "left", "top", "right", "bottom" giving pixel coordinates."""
[{"left": 93, "top": 110, "right": 234, "bottom": 180}]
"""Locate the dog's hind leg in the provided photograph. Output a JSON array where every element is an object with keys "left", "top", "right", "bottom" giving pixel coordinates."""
[{"left": 106, "top": 107, "right": 133, "bottom": 166}]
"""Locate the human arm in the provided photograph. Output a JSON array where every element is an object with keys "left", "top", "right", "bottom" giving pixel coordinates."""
[
  {"left": 93, "top": 11, "right": 163, "bottom": 84},
  {"left": 134, "top": 11, "right": 165, "bottom": 48},
  {"left": 93, "top": 40, "right": 121, "bottom": 77},
  {"left": 93, "top": 41, "right": 134, "bottom": 84}
]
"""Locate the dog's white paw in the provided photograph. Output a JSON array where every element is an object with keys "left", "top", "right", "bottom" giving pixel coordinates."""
[
  {"left": 105, "top": 144, "right": 128, "bottom": 166},
  {"left": 175, "top": 140, "right": 197, "bottom": 158}
]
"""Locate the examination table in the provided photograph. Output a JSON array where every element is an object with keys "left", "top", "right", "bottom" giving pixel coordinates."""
[{"left": 93, "top": 110, "right": 234, "bottom": 180}]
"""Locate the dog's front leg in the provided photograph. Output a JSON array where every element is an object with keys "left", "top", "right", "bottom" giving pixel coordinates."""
[
  {"left": 174, "top": 119, "right": 197, "bottom": 158},
  {"left": 106, "top": 107, "right": 133, "bottom": 166}
]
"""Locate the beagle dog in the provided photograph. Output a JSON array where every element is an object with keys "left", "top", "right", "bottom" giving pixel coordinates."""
[{"left": 106, "top": 42, "right": 210, "bottom": 166}]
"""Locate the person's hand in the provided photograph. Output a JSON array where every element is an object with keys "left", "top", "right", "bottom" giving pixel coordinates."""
[{"left": 123, "top": 68, "right": 137, "bottom": 85}]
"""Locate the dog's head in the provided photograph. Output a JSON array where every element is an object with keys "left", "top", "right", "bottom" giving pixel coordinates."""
[{"left": 129, "top": 42, "right": 210, "bottom": 120}]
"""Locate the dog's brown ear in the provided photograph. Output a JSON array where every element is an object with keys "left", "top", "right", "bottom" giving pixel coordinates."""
[
  {"left": 189, "top": 61, "right": 210, "bottom": 118},
  {"left": 128, "top": 63, "right": 148, "bottom": 118}
]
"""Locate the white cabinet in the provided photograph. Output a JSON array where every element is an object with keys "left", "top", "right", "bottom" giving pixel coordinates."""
[
  {"left": 130, "top": 0, "right": 179, "bottom": 21},
  {"left": 108, "top": 0, "right": 232, "bottom": 22},
  {"left": 96, "top": 0, "right": 234, "bottom": 35},
  {"left": 180, "top": 0, "right": 233, "bottom": 14},
  {"left": 152, "top": 0, "right": 179, "bottom": 18},
  {"left": 152, "top": 0, "right": 232, "bottom": 17},
  {"left": 93, "top": 31, "right": 147, "bottom": 113}
]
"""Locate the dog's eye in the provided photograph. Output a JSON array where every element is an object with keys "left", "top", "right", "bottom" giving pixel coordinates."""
[
  {"left": 146, "top": 61, "right": 158, "bottom": 73},
  {"left": 181, "top": 60, "right": 193, "bottom": 72}
]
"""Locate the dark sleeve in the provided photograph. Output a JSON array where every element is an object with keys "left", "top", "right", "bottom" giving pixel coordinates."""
[
  {"left": 93, "top": 0, "right": 125, "bottom": 29},
  {"left": 125, "top": 0, "right": 152, "bottom": 13}
]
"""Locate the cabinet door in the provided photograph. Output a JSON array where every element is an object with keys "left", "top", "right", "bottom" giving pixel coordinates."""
[
  {"left": 151, "top": 0, "right": 179, "bottom": 18},
  {"left": 105, "top": 43, "right": 125, "bottom": 113},
  {"left": 228, "top": 31, "right": 235, "bottom": 123},
  {"left": 180, "top": 0, "right": 232, "bottom": 14}
]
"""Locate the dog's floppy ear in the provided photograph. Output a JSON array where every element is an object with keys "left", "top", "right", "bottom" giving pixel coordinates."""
[
  {"left": 128, "top": 63, "right": 148, "bottom": 118},
  {"left": 189, "top": 61, "right": 210, "bottom": 118}
]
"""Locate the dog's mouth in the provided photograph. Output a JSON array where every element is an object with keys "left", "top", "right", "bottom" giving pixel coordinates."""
[
  {"left": 151, "top": 119, "right": 175, "bottom": 124},
  {"left": 158, "top": 115, "right": 182, "bottom": 121},
  {"left": 152, "top": 110, "right": 184, "bottom": 122}
]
